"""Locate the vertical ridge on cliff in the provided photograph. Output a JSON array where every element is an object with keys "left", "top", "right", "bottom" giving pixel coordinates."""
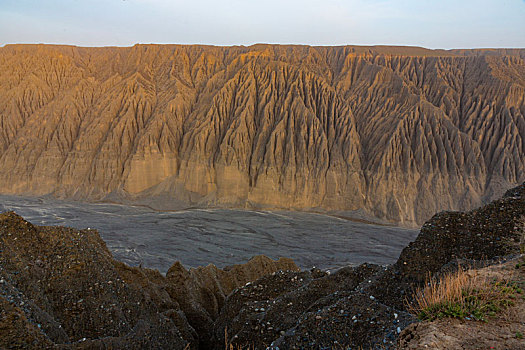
[{"left": 0, "top": 44, "right": 523, "bottom": 224}]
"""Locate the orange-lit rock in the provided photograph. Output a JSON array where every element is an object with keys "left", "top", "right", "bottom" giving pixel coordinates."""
[{"left": 0, "top": 44, "right": 523, "bottom": 225}]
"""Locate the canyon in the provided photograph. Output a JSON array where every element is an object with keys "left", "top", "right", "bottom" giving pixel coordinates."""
[{"left": 0, "top": 44, "right": 524, "bottom": 225}]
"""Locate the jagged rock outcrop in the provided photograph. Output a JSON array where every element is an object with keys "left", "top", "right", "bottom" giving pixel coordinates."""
[
  {"left": 0, "top": 211, "right": 194, "bottom": 349},
  {"left": 165, "top": 256, "right": 298, "bottom": 349},
  {"left": 0, "top": 212, "right": 297, "bottom": 349},
  {"left": 0, "top": 44, "right": 524, "bottom": 225},
  {"left": 368, "top": 181, "right": 525, "bottom": 310},
  {"left": 213, "top": 264, "right": 415, "bottom": 349},
  {"left": 214, "top": 182, "right": 524, "bottom": 349}
]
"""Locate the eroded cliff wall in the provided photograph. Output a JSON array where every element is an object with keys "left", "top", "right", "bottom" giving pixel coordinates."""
[{"left": 0, "top": 44, "right": 524, "bottom": 224}]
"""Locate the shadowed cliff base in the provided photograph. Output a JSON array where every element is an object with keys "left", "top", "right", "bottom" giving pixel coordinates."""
[
  {"left": 0, "top": 182, "right": 523, "bottom": 349},
  {"left": 0, "top": 44, "right": 524, "bottom": 225}
]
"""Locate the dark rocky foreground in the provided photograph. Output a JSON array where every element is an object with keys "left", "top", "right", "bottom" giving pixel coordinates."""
[{"left": 0, "top": 183, "right": 524, "bottom": 349}]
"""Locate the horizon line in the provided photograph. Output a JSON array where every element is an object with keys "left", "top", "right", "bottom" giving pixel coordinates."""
[{"left": 2, "top": 42, "right": 525, "bottom": 51}]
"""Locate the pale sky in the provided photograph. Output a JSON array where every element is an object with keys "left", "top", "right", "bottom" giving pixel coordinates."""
[{"left": 1, "top": 0, "right": 524, "bottom": 49}]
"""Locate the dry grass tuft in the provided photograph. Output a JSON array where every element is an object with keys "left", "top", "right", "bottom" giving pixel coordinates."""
[
  {"left": 408, "top": 267, "right": 520, "bottom": 321},
  {"left": 409, "top": 268, "right": 474, "bottom": 313}
]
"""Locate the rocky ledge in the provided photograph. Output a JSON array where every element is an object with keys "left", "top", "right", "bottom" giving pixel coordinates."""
[
  {"left": 0, "top": 182, "right": 524, "bottom": 349},
  {"left": 214, "top": 182, "right": 524, "bottom": 349}
]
